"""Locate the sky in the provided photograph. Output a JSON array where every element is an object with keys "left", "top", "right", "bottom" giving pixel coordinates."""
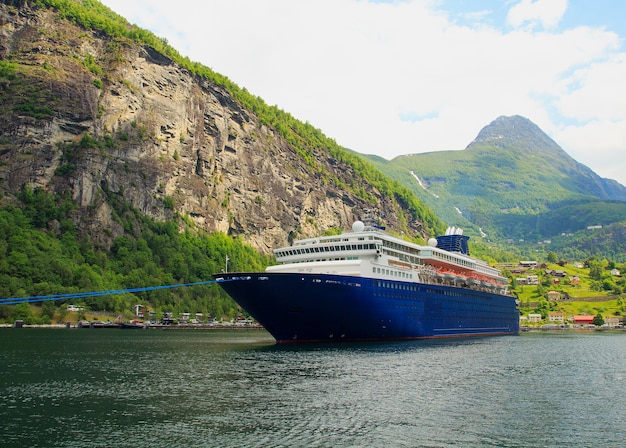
[{"left": 99, "top": 0, "right": 626, "bottom": 186}]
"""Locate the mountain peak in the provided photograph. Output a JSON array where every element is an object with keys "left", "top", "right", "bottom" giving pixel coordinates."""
[
  {"left": 468, "top": 115, "right": 562, "bottom": 155},
  {"left": 465, "top": 115, "right": 626, "bottom": 199}
]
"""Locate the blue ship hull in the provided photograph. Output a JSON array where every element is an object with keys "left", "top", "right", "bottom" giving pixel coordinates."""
[{"left": 215, "top": 272, "right": 519, "bottom": 343}]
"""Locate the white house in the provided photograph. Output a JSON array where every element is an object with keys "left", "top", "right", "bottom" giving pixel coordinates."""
[{"left": 548, "top": 313, "right": 564, "bottom": 323}]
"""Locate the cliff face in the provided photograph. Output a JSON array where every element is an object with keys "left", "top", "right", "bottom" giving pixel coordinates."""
[{"left": 0, "top": 3, "right": 427, "bottom": 253}]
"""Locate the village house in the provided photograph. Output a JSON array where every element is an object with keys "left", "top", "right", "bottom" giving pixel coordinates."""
[
  {"left": 548, "top": 312, "right": 564, "bottom": 323},
  {"left": 572, "top": 315, "right": 595, "bottom": 327},
  {"left": 527, "top": 313, "right": 542, "bottom": 323},
  {"left": 519, "top": 261, "right": 538, "bottom": 269},
  {"left": 546, "top": 291, "right": 561, "bottom": 301},
  {"left": 604, "top": 316, "right": 623, "bottom": 328},
  {"left": 516, "top": 275, "right": 539, "bottom": 285},
  {"left": 610, "top": 269, "right": 620, "bottom": 276}
]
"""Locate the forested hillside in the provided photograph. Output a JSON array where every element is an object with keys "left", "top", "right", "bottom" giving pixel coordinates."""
[
  {"left": 0, "top": 0, "right": 442, "bottom": 240},
  {"left": 0, "top": 187, "right": 270, "bottom": 324},
  {"left": 0, "top": 0, "right": 447, "bottom": 323}
]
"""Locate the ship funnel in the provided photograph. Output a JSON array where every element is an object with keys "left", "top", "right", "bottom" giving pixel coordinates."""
[{"left": 436, "top": 227, "right": 469, "bottom": 255}]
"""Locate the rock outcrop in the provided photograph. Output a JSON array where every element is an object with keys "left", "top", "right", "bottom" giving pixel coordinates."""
[{"left": 0, "top": 3, "right": 429, "bottom": 253}]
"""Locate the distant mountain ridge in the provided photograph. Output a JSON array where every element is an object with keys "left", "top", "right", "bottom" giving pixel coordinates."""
[
  {"left": 469, "top": 115, "right": 561, "bottom": 154},
  {"left": 467, "top": 116, "right": 626, "bottom": 201},
  {"left": 363, "top": 115, "right": 626, "bottom": 259}
]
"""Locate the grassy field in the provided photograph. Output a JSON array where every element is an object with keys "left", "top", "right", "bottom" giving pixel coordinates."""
[
  {"left": 510, "top": 262, "right": 625, "bottom": 320},
  {"left": 518, "top": 298, "right": 624, "bottom": 319}
]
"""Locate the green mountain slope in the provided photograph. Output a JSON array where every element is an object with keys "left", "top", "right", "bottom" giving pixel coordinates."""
[
  {"left": 0, "top": 0, "right": 449, "bottom": 322},
  {"left": 362, "top": 115, "right": 626, "bottom": 259},
  {"left": 0, "top": 0, "right": 444, "bottom": 242}
]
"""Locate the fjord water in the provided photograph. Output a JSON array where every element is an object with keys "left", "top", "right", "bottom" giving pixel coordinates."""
[{"left": 1, "top": 329, "right": 624, "bottom": 448}]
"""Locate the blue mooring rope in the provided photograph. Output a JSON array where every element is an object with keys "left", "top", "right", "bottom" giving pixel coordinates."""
[{"left": 0, "top": 279, "right": 228, "bottom": 306}]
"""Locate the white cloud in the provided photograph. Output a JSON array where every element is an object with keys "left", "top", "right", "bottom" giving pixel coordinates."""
[
  {"left": 555, "top": 118, "right": 626, "bottom": 184},
  {"left": 100, "top": 0, "right": 626, "bottom": 185},
  {"left": 556, "top": 53, "right": 626, "bottom": 122},
  {"left": 506, "top": 0, "right": 568, "bottom": 30}
]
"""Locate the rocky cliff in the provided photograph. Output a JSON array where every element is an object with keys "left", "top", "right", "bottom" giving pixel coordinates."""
[{"left": 0, "top": 2, "right": 433, "bottom": 253}]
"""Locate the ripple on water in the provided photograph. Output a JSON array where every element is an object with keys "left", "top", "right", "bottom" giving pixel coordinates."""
[{"left": 1, "top": 330, "right": 625, "bottom": 447}]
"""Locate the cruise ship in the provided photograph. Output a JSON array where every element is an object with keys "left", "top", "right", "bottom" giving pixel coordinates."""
[{"left": 214, "top": 220, "right": 519, "bottom": 343}]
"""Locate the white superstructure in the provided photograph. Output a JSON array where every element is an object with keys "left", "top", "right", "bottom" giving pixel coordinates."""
[{"left": 266, "top": 221, "right": 509, "bottom": 294}]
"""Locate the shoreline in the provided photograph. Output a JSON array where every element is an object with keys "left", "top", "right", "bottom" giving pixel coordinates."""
[
  {"left": 3, "top": 323, "right": 624, "bottom": 333},
  {"left": 0, "top": 322, "right": 266, "bottom": 330},
  {"left": 520, "top": 325, "right": 624, "bottom": 332}
]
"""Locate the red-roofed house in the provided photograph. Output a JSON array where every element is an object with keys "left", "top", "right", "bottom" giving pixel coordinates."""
[{"left": 573, "top": 315, "right": 594, "bottom": 325}]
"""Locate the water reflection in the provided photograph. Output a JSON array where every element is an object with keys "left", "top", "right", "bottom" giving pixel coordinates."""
[{"left": 1, "top": 329, "right": 624, "bottom": 448}]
